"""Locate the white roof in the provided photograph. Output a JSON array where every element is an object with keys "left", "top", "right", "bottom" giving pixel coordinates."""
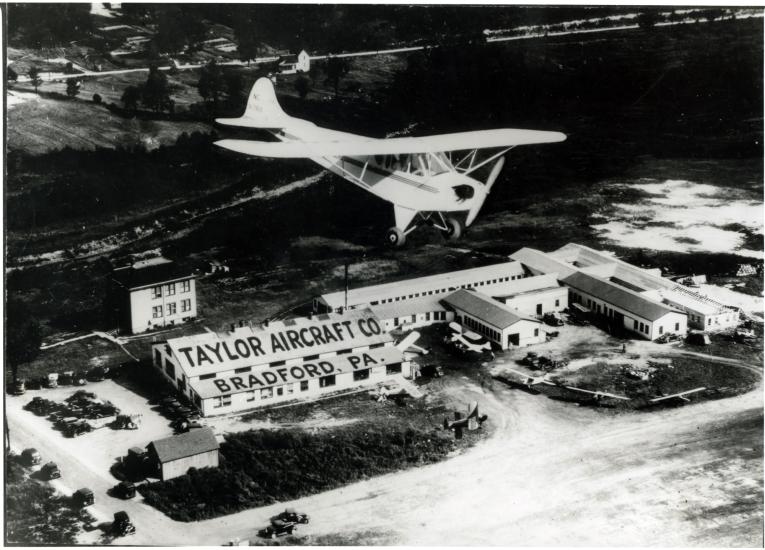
[
  {"left": 320, "top": 261, "right": 526, "bottom": 310},
  {"left": 509, "top": 247, "right": 577, "bottom": 278},
  {"left": 660, "top": 288, "right": 730, "bottom": 315},
  {"left": 370, "top": 295, "right": 446, "bottom": 321},
  {"left": 165, "top": 309, "right": 392, "bottom": 378},
  {"left": 488, "top": 273, "right": 562, "bottom": 298}
]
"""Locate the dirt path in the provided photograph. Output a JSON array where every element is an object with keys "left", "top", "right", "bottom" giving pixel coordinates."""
[{"left": 8, "top": 377, "right": 761, "bottom": 546}]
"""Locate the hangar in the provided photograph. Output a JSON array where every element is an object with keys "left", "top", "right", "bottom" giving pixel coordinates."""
[
  {"left": 152, "top": 309, "right": 413, "bottom": 415},
  {"left": 443, "top": 290, "right": 545, "bottom": 349}
]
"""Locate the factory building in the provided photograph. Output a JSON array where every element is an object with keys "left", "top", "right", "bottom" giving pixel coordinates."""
[
  {"left": 510, "top": 243, "right": 738, "bottom": 338},
  {"left": 370, "top": 296, "right": 453, "bottom": 332},
  {"left": 314, "top": 261, "right": 528, "bottom": 314},
  {"left": 563, "top": 272, "right": 687, "bottom": 340},
  {"left": 442, "top": 290, "right": 545, "bottom": 349},
  {"left": 109, "top": 258, "right": 197, "bottom": 335},
  {"left": 147, "top": 427, "right": 219, "bottom": 481},
  {"left": 152, "top": 309, "right": 412, "bottom": 416}
]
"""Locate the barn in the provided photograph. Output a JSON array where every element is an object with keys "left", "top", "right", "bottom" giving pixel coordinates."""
[{"left": 147, "top": 427, "right": 219, "bottom": 481}]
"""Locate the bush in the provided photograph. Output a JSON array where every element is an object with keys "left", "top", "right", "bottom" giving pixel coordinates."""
[
  {"left": 140, "top": 424, "right": 456, "bottom": 521},
  {"left": 92, "top": 93, "right": 102, "bottom": 104}
]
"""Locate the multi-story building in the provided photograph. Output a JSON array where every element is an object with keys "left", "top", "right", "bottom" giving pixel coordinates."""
[{"left": 109, "top": 258, "right": 197, "bottom": 334}]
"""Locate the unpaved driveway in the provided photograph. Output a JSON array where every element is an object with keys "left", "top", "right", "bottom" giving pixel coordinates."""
[{"left": 8, "top": 376, "right": 762, "bottom": 546}]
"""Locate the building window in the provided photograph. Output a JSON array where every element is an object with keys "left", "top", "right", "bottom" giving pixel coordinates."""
[
  {"left": 304, "top": 354, "right": 319, "bottom": 361},
  {"left": 181, "top": 299, "right": 192, "bottom": 312},
  {"left": 235, "top": 367, "right": 251, "bottom": 373},
  {"left": 300, "top": 380, "right": 309, "bottom": 391},
  {"left": 634, "top": 320, "right": 638, "bottom": 330},
  {"left": 151, "top": 286, "right": 162, "bottom": 299},
  {"left": 555, "top": 299, "right": 560, "bottom": 307},
  {"left": 286, "top": 384, "right": 294, "bottom": 395},
  {"left": 152, "top": 306, "right": 163, "bottom": 318},
  {"left": 246, "top": 390, "right": 256, "bottom": 402},
  {"left": 261, "top": 387, "right": 273, "bottom": 399},
  {"left": 199, "top": 373, "right": 216, "bottom": 380},
  {"left": 181, "top": 280, "right": 191, "bottom": 293},
  {"left": 213, "top": 395, "right": 231, "bottom": 408},
  {"left": 387, "top": 363, "right": 402, "bottom": 375},
  {"left": 166, "top": 283, "right": 176, "bottom": 296},
  {"left": 659, "top": 326, "right": 664, "bottom": 335},
  {"left": 276, "top": 387, "right": 284, "bottom": 396},
  {"left": 639, "top": 322, "right": 644, "bottom": 332},
  {"left": 166, "top": 302, "right": 176, "bottom": 316},
  {"left": 319, "top": 375, "right": 336, "bottom": 388},
  {"left": 154, "top": 349, "right": 161, "bottom": 366},
  {"left": 270, "top": 360, "right": 286, "bottom": 367},
  {"left": 164, "top": 360, "right": 175, "bottom": 378},
  {"left": 534, "top": 328, "right": 539, "bottom": 337},
  {"left": 707, "top": 318, "right": 711, "bottom": 326},
  {"left": 675, "top": 322, "right": 680, "bottom": 331},
  {"left": 354, "top": 369, "right": 370, "bottom": 381}
]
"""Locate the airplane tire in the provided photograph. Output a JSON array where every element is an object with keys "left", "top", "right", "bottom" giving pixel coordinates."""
[
  {"left": 442, "top": 217, "right": 463, "bottom": 240},
  {"left": 386, "top": 227, "right": 406, "bottom": 247}
]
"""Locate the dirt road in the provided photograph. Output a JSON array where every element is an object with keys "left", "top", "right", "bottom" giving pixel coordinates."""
[{"left": 8, "top": 378, "right": 762, "bottom": 546}]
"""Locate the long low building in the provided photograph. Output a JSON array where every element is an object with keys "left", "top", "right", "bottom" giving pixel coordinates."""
[
  {"left": 152, "top": 309, "right": 412, "bottom": 415},
  {"left": 508, "top": 242, "right": 740, "bottom": 339},
  {"left": 314, "top": 261, "right": 528, "bottom": 313}
]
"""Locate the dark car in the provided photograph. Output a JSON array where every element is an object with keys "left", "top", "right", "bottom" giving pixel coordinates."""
[
  {"left": 41, "top": 461, "right": 61, "bottom": 480},
  {"left": 21, "top": 447, "right": 42, "bottom": 466},
  {"left": 271, "top": 508, "right": 310, "bottom": 525},
  {"left": 111, "top": 511, "right": 136, "bottom": 536},
  {"left": 420, "top": 364, "right": 444, "bottom": 378},
  {"left": 113, "top": 481, "right": 137, "bottom": 499},
  {"left": 542, "top": 312, "right": 564, "bottom": 326},
  {"left": 259, "top": 519, "right": 298, "bottom": 539},
  {"left": 73, "top": 488, "right": 95, "bottom": 507}
]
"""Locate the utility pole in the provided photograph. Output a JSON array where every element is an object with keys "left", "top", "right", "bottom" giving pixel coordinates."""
[{"left": 343, "top": 261, "right": 349, "bottom": 312}]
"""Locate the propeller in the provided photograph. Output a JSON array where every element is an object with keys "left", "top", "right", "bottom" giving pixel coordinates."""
[{"left": 465, "top": 156, "right": 506, "bottom": 227}]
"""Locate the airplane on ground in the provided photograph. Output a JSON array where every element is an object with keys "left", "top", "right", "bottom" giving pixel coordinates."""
[
  {"left": 649, "top": 387, "right": 706, "bottom": 403},
  {"left": 215, "top": 78, "right": 566, "bottom": 246},
  {"left": 443, "top": 401, "right": 488, "bottom": 439}
]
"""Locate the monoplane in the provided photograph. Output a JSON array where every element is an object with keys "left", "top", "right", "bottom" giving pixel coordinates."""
[{"left": 215, "top": 78, "right": 566, "bottom": 245}]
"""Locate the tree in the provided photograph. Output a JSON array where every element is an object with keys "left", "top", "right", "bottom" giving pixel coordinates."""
[
  {"left": 121, "top": 85, "right": 141, "bottom": 112},
  {"left": 28, "top": 66, "right": 42, "bottom": 94},
  {"left": 324, "top": 56, "right": 350, "bottom": 97},
  {"left": 141, "top": 66, "right": 172, "bottom": 113},
  {"left": 6, "top": 299, "right": 42, "bottom": 383},
  {"left": 8, "top": 67, "right": 18, "bottom": 82},
  {"left": 92, "top": 93, "right": 102, "bottom": 104},
  {"left": 197, "top": 59, "right": 225, "bottom": 108},
  {"left": 233, "top": 12, "right": 259, "bottom": 65},
  {"left": 225, "top": 72, "right": 245, "bottom": 103},
  {"left": 294, "top": 75, "right": 310, "bottom": 99},
  {"left": 66, "top": 78, "right": 81, "bottom": 98}
]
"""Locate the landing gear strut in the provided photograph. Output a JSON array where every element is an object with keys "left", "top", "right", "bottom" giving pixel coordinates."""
[
  {"left": 386, "top": 227, "right": 406, "bottom": 247},
  {"left": 442, "top": 216, "right": 463, "bottom": 241}
]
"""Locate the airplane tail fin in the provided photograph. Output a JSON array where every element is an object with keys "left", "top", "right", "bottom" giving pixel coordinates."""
[{"left": 216, "top": 77, "right": 289, "bottom": 129}]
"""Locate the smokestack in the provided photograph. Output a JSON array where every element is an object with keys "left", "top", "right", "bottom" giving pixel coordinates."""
[{"left": 344, "top": 261, "right": 349, "bottom": 311}]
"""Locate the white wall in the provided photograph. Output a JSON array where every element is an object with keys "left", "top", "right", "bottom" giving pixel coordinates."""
[
  {"left": 501, "top": 287, "right": 568, "bottom": 317},
  {"left": 130, "top": 278, "right": 197, "bottom": 334},
  {"left": 500, "top": 319, "right": 546, "bottom": 349}
]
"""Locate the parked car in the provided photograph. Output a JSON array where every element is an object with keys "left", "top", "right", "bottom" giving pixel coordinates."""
[
  {"left": 41, "top": 461, "right": 61, "bottom": 480},
  {"left": 542, "top": 312, "right": 564, "bottom": 326},
  {"left": 12, "top": 379, "right": 26, "bottom": 395},
  {"left": 73, "top": 488, "right": 95, "bottom": 507},
  {"left": 111, "top": 511, "right": 136, "bottom": 536},
  {"left": 113, "top": 481, "right": 136, "bottom": 499},
  {"left": 21, "top": 448, "right": 42, "bottom": 466},
  {"left": 419, "top": 364, "right": 444, "bottom": 378}
]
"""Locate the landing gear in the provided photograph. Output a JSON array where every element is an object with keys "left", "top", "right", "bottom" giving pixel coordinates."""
[
  {"left": 442, "top": 216, "right": 463, "bottom": 240},
  {"left": 386, "top": 227, "right": 406, "bottom": 247}
]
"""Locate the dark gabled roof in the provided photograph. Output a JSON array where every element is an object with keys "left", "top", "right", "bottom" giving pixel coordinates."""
[
  {"left": 148, "top": 427, "right": 219, "bottom": 464},
  {"left": 111, "top": 261, "right": 194, "bottom": 291},
  {"left": 562, "top": 272, "right": 682, "bottom": 322},
  {"left": 441, "top": 289, "right": 538, "bottom": 330}
]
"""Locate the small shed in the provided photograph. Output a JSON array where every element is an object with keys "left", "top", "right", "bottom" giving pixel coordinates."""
[{"left": 147, "top": 427, "right": 219, "bottom": 481}]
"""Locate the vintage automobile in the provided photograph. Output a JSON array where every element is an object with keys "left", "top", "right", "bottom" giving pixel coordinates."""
[{"left": 271, "top": 508, "right": 310, "bottom": 525}]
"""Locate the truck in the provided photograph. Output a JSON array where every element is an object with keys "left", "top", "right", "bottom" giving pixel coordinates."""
[
  {"left": 113, "top": 481, "right": 136, "bottom": 499},
  {"left": 12, "top": 378, "right": 26, "bottom": 395},
  {"left": 73, "top": 488, "right": 95, "bottom": 507},
  {"left": 46, "top": 373, "right": 59, "bottom": 389},
  {"left": 111, "top": 511, "right": 136, "bottom": 536}
]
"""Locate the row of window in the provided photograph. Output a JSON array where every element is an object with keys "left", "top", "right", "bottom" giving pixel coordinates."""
[
  {"left": 208, "top": 364, "right": 403, "bottom": 409},
  {"left": 151, "top": 280, "right": 192, "bottom": 299},
  {"left": 462, "top": 315, "right": 501, "bottom": 342},
  {"left": 152, "top": 299, "right": 192, "bottom": 318},
  {"left": 369, "top": 275, "right": 525, "bottom": 306}
]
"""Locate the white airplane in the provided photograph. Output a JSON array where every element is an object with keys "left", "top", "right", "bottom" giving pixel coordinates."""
[{"left": 215, "top": 78, "right": 566, "bottom": 246}]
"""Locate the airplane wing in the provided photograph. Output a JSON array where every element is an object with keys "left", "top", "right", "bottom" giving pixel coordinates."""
[{"left": 215, "top": 129, "right": 565, "bottom": 158}]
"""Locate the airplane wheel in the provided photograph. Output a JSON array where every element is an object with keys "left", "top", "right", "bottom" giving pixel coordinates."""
[
  {"left": 386, "top": 227, "right": 406, "bottom": 247},
  {"left": 442, "top": 217, "right": 462, "bottom": 240}
]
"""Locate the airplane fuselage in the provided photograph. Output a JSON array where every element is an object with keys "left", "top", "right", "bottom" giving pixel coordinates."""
[{"left": 275, "top": 119, "right": 482, "bottom": 213}]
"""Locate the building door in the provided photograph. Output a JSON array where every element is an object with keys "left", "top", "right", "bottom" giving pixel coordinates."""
[
  {"left": 536, "top": 304, "right": 542, "bottom": 315},
  {"left": 507, "top": 333, "right": 520, "bottom": 347}
]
